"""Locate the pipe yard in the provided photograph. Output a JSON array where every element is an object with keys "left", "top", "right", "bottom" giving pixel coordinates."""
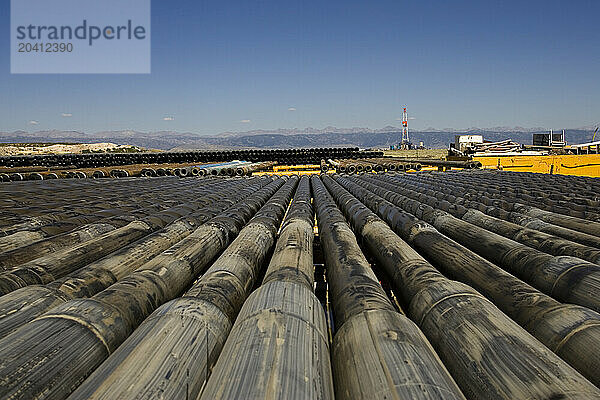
[{"left": 0, "top": 149, "right": 600, "bottom": 400}]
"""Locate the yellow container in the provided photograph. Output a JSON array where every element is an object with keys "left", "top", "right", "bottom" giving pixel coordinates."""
[{"left": 474, "top": 154, "right": 600, "bottom": 177}]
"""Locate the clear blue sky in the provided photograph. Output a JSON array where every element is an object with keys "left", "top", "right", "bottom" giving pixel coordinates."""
[{"left": 1, "top": 0, "right": 599, "bottom": 134}]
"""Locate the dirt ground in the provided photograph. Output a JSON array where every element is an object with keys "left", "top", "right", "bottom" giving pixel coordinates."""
[
  {"left": 0, "top": 142, "right": 142, "bottom": 156},
  {"left": 383, "top": 149, "right": 447, "bottom": 159}
]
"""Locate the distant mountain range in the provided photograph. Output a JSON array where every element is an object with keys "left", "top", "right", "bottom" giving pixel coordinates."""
[{"left": 0, "top": 127, "right": 597, "bottom": 151}]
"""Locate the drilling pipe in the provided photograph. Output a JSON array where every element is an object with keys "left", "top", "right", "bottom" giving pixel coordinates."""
[
  {"left": 0, "top": 178, "right": 269, "bottom": 338},
  {"left": 448, "top": 170, "right": 599, "bottom": 210},
  {"left": 174, "top": 167, "right": 188, "bottom": 177},
  {"left": 358, "top": 174, "right": 600, "bottom": 312},
  {"left": 375, "top": 173, "right": 600, "bottom": 260},
  {"left": 322, "top": 174, "right": 600, "bottom": 398},
  {"left": 388, "top": 172, "right": 600, "bottom": 248},
  {"left": 235, "top": 161, "right": 276, "bottom": 176},
  {"left": 311, "top": 176, "right": 465, "bottom": 400},
  {"left": 0, "top": 177, "right": 286, "bottom": 400},
  {"left": 0, "top": 176, "right": 186, "bottom": 243},
  {"left": 28, "top": 173, "right": 44, "bottom": 181},
  {"left": 334, "top": 174, "right": 600, "bottom": 387},
  {"left": 0, "top": 178, "right": 216, "bottom": 265},
  {"left": 0, "top": 179, "right": 254, "bottom": 294},
  {"left": 0, "top": 224, "right": 115, "bottom": 265},
  {"left": 68, "top": 177, "right": 298, "bottom": 400},
  {"left": 109, "top": 169, "right": 128, "bottom": 178},
  {"left": 140, "top": 168, "right": 156, "bottom": 177},
  {"left": 419, "top": 171, "right": 600, "bottom": 223},
  {"left": 406, "top": 159, "right": 481, "bottom": 169},
  {"left": 200, "top": 176, "right": 334, "bottom": 400}
]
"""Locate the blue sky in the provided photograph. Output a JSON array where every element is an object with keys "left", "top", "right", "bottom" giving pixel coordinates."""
[{"left": 1, "top": 0, "right": 599, "bottom": 134}]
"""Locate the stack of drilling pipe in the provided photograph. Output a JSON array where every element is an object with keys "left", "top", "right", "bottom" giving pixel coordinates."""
[
  {"left": 2, "top": 177, "right": 211, "bottom": 221},
  {"left": 361, "top": 159, "right": 385, "bottom": 172},
  {"left": 388, "top": 173, "right": 600, "bottom": 247},
  {"left": 199, "top": 176, "right": 334, "bottom": 399},
  {"left": 362, "top": 157, "right": 482, "bottom": 170},
  {"left": 0, "top": 177, "right": 212, "bottom": 255},
  {"left": 364, "top": 173, "right": 600, "bottom": 258},
  {"left": 2, "top": 170, "right": 600, "bottom": 399},
  {"left": 174, "top": 161, "right": 275, "bottom": 178},
  {"left": 334, "top": 174, "right": 600, "bottom": 386},
  {"left": 332, "top": 158, "right": 423, "bottom": 173},
  {"left": 67, "top": 176, "right": 299, "bottom": 400},
  {"left": 369, "top": 157, "right": 482, "bottom": 171},
  {"left": 356, "top": 158, "right": 416, "bottom": 172},
  {"left": 0, "top": 176, "right": 183, "bottom": 230},
  {"left": 0, "top": 176, "right": 286, "bottom": 400},
  {"left": 202, "top": 161, "right": 252, "bottom": 177},
  {"left": 0, "top": 179, "right": 262, "bottom": 295},
  {"left": 311, "top": 176, "right": 465, "bottom": 399},
  {"left": 0, "top": 177, "right": 261, "bottom": 255},
  {"left": 0, "top": 177, "right": 258, "bottom": 271},
  {"left": 172, "top": 161, "right": 253, "bottom": 178},
  {"left": 473, "top": 170, "right": 600, "bottom": 194},
  {"left": 425, "top": 170, "right": 600, "bottom": 221},
  {"left": 321, "top": 174, "right": 600, "bottom": 397},
  {"left": 440, "top": 170, "right": 600, "bottom": 219},
  {"left": 0, "top": 147, "right": 383, "bottom": 169},
  {"left": 356, "top": 173, "right": 600, "bottom": 312},
  {"left": 0, "top": 177, "right": 272, "bottom": 338},
  {"left": 380, "top": 171, "right": 600, "bottom": 248}
]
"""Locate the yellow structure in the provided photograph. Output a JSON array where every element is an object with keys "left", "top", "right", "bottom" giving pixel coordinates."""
[
  {"left": 254, "top": 169, "right": 326, "bottom": 176},
  {"left": 255, "top": 156, "right": 600, "bottom": 177},
  {"left": 474, "top": 154, "right": 600, "bottom": 177},
  {"left": 272, "top": 164, "right": 321, "bottom": 172}
]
